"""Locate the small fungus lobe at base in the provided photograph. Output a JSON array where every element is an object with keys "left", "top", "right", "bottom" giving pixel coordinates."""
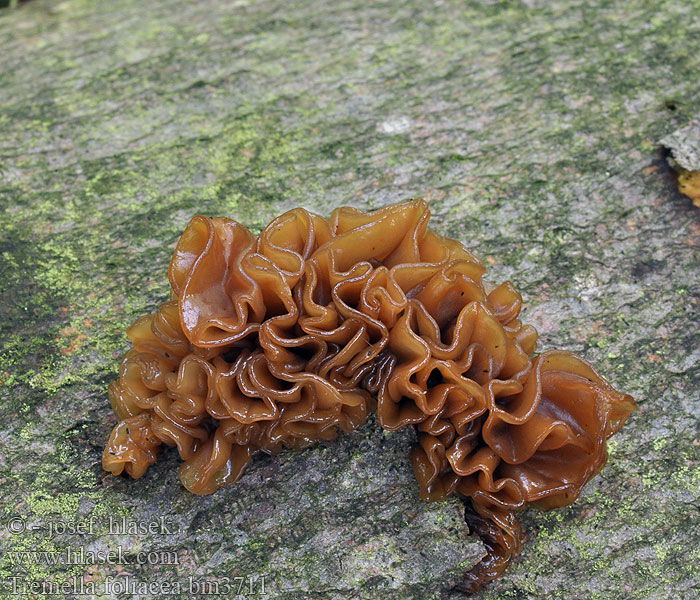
[{"left": 102, "top": 200, "right": 635, "bottom": 592}]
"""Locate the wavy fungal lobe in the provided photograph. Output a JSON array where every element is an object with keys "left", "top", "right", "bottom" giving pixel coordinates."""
[{"left": 102, "top": 200, "right": 635, "bottom": 592}]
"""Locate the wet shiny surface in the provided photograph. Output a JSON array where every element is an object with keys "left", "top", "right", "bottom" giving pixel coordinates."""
[{"left": 103, "top": 200, "right": 635, "bottom": 591}]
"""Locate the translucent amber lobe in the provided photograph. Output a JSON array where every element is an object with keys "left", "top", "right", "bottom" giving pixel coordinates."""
[{"left": 102, "top": 200, "right": 635, "bottom": 592}]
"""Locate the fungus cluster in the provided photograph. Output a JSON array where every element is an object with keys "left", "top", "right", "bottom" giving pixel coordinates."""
[{"left": 103, "top": 200, "right": 635, "bottom": 592}]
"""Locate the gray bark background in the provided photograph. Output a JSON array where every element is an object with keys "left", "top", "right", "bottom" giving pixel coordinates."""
[{"left": 1, "top": 0, "right": 699, "bottom": 599}]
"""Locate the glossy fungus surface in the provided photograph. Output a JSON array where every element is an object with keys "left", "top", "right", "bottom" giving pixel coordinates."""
[{"left": 103, "top": 200, "right": 635, "bottom": 592}]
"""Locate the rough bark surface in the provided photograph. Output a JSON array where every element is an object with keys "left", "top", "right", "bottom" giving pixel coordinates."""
[
  {"left": 663, "top": 120, "right": 700, "bottom": 171},
  {"left": 1, "top": 1, "right": 699, "bottom": 599}
]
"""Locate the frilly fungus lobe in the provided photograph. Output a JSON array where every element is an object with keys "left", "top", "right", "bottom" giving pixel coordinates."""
[{"left": 103, "top": 200, "right": 635, "bottom": 592}]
